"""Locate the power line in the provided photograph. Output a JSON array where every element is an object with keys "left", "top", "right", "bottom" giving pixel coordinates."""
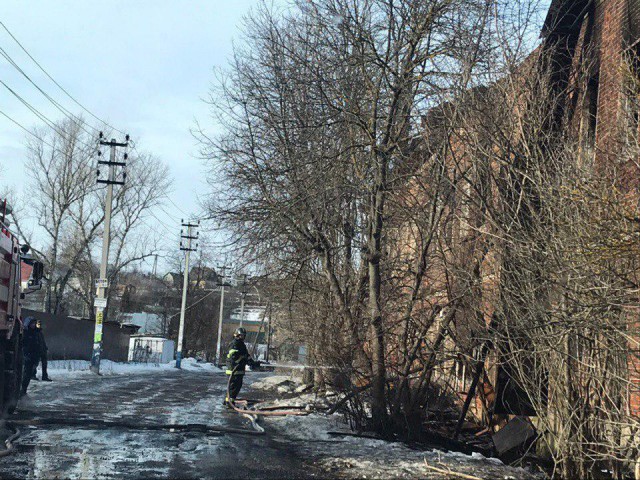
[
  {"left": 1, "top": 80, "right": 67, "bottom": 135},
  {"left": 0, "top": 45, "right": 98, "bottom": 137},
  {"left": 0, "top": 79, "right": 99, "bottom": 153},
  {"left": 168, "top": 288, "right": 217, "bottom": 320},
  {"left": 0, "top": 109, "right": 99, "bottom": 162},
  {"left": 158, "top": 203, "right": 183, "bottom": 223},
  {"left": 166, "top": 195, "right": 190, "bottom": 217},
  {"left": 0, "top": 109, "right": 52, "bottom": 146},
  {"left": 0, "top": 19, "right": 126, "bottom": 136},
  {"left": 148, "top": 209, "right": 177, "bottom": 232},
  {"left": 126, "top": 142, "right": 190, "bottom": 219},
  {"left": 0, "top": 21, "right": 191, "bottom": 242}
]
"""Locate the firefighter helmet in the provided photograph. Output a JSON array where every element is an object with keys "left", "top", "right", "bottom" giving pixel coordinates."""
[{"left": 234, "top": 327, "right": 247, "bottom": 337}]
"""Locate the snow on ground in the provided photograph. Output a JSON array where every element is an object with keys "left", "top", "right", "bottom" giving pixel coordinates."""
[
  {"left": 249, "top": 375, "right": 543, "bottom": 479},
  {"left": 263, "top": 414, "right": 541, "bottom": 479},
  {"left": 46, "top": 357, "right": 220, "bottom": 377},
  {"left": 19, "top": 365, "right": 543, "bottom": 478}
]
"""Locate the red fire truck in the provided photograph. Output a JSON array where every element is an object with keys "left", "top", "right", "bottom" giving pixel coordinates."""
[{"left": 0, "top": 200, "right": 43, "bottom": 414}]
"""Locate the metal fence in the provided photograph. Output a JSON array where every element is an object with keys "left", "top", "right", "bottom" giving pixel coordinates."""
[{"left": 130, "top": 338, "right": 164, "bottom": 365}]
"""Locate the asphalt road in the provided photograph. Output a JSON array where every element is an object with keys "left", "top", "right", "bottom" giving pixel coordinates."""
[{"left": 0, "top": 367, "right": 319, "bottom": 479}]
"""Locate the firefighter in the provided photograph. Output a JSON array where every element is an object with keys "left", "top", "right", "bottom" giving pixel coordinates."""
[
  {"left": 20, "top": 317, "right": 41, "bottom": 396},
  {"left": 225, "top": 327, "right": 257, "bottom": 406},
  {"left": 32, "top": 320, "right": 51, "bottom": 382}
]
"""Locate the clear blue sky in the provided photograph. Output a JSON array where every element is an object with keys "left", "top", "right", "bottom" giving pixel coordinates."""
[{"left": 0, "top": 1, "right": 268, "bottom": 247}]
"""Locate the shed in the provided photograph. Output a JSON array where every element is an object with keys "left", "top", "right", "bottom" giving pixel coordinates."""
[{"left": 128, "top": 335, "right": 175, "bottom": 364}]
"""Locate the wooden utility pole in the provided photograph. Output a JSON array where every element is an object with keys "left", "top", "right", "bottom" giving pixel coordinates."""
[
  {"left": 215, "top": 265, "right": 227, "bottom": 366},
  {"left": 265, "top": 303, "right": 272, "bottom": 362},
  {"left": 238, "top": 274, "right": 247, "bottom": 328},
  {"left": 176, "top": 221, "right": 199, "bottom": 368},
  {"left": 91, "top": 132, "right": 128, "bottom": 374}
]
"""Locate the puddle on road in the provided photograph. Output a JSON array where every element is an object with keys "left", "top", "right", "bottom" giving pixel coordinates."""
[
  {"left": 1, "top": 371, "right": 304, "bottom": 479},
  {"left": 3, "top": 426, "right": 231, "bottom": 479}
]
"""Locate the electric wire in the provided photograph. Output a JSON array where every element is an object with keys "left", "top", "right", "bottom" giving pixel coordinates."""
[
  {"left": 158, "top": 203, "right": 184, "bottom": 223},
  {"left": 0, "top": 21, "right": 193, "bottom": 238},
  {"left": 166, "top": 195, "right": 191, "bottom": 218},
  {"left": 0, "top": 80, "right": 99, "bottom": 153},
  {"left": 149, "top": 209, "right": 178, "bottom": 232},
  {"left": 0, "top": 109, "right": 95, "bottom": 160},
  {"left": 1, "top": 80, "right": 71, "bottom": 137},
  {"left": 168, "top": 288, "right": 218, "bottom": 319},
  {"left": 0, "top": 109, "right": 53, "bottom": 147},
  {"left": 0, "top": 19, "right": 126, "bottom": 136},
  {"left": 2, "top": 107, "right": 183, "bottom": 251},
  {"left": 0, "top": 45, "right": 98, "bottom": 137}
]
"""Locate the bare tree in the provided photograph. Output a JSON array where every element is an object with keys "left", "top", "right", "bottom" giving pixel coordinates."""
[
  {"left": 14, "top": 117, "right": 170, "bottom": 319},
  {"left": 200, "top": 0, "right": 500, "bottom": 433},
  {"left": 200, "top": 0, "right": 638, "bottom": 475}
]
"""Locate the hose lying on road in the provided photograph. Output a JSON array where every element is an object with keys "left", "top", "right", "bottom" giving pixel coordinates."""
[
  {"left": 226, "top": 366, "right": 310, "bottom": 417},
  {"left": 231, "top": 399, "right": 308, "bottom": 417},
  {"left": 8, "top": 418, "right": 264, "bottom": 436},
  {"left": 241, "top": 413, "right": 265, "bottom": 433},
  {"left": 0, "top": 422, "right": 21, "bottom": 458}
]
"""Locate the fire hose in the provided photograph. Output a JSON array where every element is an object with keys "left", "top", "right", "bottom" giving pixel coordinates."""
[
  {"left": 226, "top": 365, "right": 310, "bottom": 417},
  {"left": 0, "top": 422, "right": 20, "bottom": 458}
]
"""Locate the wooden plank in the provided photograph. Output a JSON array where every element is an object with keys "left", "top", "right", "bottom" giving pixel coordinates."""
[{"left": 492, "top": 416, "right": 537, "bottom": 457}]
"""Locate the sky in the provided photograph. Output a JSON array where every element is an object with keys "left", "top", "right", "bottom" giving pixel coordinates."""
[
  {"left": 0, "top": 0, "right": 550, "bottom": 273},
  {"left": 0, "top": 1, "right": 271, "bottom": 268}
]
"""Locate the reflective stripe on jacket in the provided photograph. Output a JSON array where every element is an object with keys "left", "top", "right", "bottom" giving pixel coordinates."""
[{"left": 226, "top": 338, "right": 249, "bottom": 375}]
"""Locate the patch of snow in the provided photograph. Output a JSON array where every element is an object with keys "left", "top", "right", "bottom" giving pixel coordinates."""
[
  {"left": 294, "top": 384, "right": 312, "bottom": 394},
  {"left": 249, "top": 375, "right": 296, "bottom": 390},
  {"left": 260, "top": 395, "right": 541, "bottom": 479},
  {"left": 256, "top": 391, "right": 330, "bottom": 410},
  {"left": 46, "top": 358, "right": 221, "bottom": 377}
]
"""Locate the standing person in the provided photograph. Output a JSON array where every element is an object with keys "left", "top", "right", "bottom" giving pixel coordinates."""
[
  {"left": 20, "top": 317, "right": 41, "bottom": 397},
  {"left": 225, "top": 327, "right": 256, "bottom": 406},
  {"left": 35, "top": 320, "right": 51, "bottom": 381}
]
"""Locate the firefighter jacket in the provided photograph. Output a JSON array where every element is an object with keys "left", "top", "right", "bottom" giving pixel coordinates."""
[
  {"left": 23, "top": 326, "right": 41, "bottom": 360},
  {"left": 36, "top": 328, "right": 48, "bottom": 355},
  {"left": 226, "top": 338, "right": 251, "bottom": 375}
]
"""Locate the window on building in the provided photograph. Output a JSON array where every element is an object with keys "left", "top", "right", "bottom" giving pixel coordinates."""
[
  {"left": 585, "top": 76, "right": 598, "bottom": 147},
  {"left": 623, "top": 44, "right": 640, "bottom": 148}
]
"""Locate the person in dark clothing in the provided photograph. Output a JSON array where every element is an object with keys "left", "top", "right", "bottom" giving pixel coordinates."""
[
  {"left": 225, "top": 327, "right": 257, "bottom": 405},
  {"left": 32, "top": 320, "right": 51, "bottom": 381},
  {"left": 21, "top": 317, "right": 41, "bottom": 396}
]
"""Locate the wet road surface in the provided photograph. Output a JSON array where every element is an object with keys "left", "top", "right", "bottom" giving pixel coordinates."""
[{"left": 0, "top": 367, "right": 319, "bottom": 479}]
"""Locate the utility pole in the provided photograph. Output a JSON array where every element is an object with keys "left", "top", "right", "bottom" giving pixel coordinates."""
[
  {"left": 238, "top": 274, "right": 248, "bottom": 328},
  {"left": 176, "top": 220, "right": 199, "bottom": 368},
  {"left": 215, "top": 265, "right": 227, "bottom": 366},
  {"left": 91, "top": 132, "right": 128, "bottom": 374},
  {"left": 152, "top": 254, "right": 158, "bottom": 277},
  {"left": 265, "top": 303, "right": 272, "bottom": 363}
]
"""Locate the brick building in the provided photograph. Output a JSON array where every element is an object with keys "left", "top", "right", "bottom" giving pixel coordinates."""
[
  {"left": 543, "top": 0, "right": 640, "bottom": 415},
  {"left": 543, "top": 0, "right": 640, "bottom": 180},
  {"left": 410, "top": 0, "right": 640, "bottom": 445}
]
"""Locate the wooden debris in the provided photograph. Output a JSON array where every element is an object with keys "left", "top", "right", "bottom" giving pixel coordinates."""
[{"left": 423, "top": 459, "right": 484, "bottom": 480}]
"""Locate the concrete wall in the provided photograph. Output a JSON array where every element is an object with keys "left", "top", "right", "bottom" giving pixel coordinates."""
[{"left": 22, "top": 309, "right": 139, "bottom": 362}]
